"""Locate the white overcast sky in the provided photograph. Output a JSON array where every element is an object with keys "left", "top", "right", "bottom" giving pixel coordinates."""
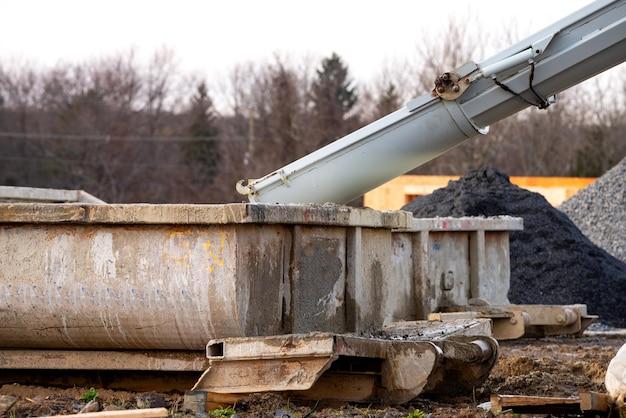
[{"left": 0, "top": 0, "right": 594, "bottom": 83}]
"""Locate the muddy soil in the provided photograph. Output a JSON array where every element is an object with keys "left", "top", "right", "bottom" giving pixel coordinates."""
[{"left": 1, "top": 336, "right": 622, "bottom": 417}]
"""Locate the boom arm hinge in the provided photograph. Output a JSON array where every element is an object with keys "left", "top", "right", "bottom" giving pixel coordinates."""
[{"left": 433, "top": 33, "right": 558, "bottom": 108}]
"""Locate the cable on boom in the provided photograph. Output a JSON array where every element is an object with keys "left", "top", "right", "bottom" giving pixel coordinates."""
[{"left": 492, "top": 62, "right": 551, "bottom": 109}]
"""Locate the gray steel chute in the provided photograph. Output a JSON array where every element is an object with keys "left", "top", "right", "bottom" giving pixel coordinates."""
[{"left": 238, "top": 0, "right": 626, "bottom": 204}]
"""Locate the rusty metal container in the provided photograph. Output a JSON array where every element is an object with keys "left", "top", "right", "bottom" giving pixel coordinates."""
[
  {"left": 0, "top": 203, "right": 410, "bottom": 350},
  {"left": 347, "top": 216, "right": 523, "bottom": 334},
  {"left": 392, "top": 217, "right": 523, "bottom": 319},
  {"left": 0, "top": 203, "right": 523, "bottom": 351}
]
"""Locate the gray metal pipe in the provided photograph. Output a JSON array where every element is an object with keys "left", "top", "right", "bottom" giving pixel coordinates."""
[
  {"left": 240, "top": 99, "right": 485, "bottom": 205},
  {"left": 239, "top": 0, "right": 626, "bottom": 204}
]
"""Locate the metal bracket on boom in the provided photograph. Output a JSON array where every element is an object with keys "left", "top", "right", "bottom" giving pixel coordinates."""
[
  {"left": 434, "top": 33, "right": 558, "bottom": 102},
  {"left": 433, "top": 71, "right": 471, "bottom": 100},
  {"left": 479, "top": 32, "right": 556, "bottom": 79},
  {"left": 433, "top": 62, "right": 479, "bottom": 101}
]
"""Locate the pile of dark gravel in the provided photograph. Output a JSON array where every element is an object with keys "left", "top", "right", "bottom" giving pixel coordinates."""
[
  {"left": 402, "top": 168, "right": 626, "bottom": 327},
  {"left": 560, "top": 157, "right": 625, "bottom": 263}
]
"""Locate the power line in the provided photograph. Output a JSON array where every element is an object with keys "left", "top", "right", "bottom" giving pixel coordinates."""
[
  {"left": 0, "top": 131, "right": 249, "bottom": 142},
  {"left": 0, "top": 155, "right": 224, "bottom": 170}
]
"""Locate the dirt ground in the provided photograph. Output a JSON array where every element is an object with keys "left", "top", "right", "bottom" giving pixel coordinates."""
[{"left": 0, "top": 335, "right": 622, "bottom": 417}]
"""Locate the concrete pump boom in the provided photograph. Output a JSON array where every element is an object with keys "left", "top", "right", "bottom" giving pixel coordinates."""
[{"left": 236, "top": 0, "right": 626, "bottom": 204}]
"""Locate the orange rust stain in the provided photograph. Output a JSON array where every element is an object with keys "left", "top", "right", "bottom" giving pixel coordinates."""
[{"left": 164, "top": 231, "right": 193, "bottom": 265}]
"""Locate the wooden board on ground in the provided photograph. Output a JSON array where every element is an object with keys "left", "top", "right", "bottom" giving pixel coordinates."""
[
  {"left": 490, "top": 392, "right": 611, "bottom": 415},
  {"left": 43, "top": 407, "right": 168, "bottom": 418},
  {"left": 579, "top": 391, "right": 611, "bottom": 413}
]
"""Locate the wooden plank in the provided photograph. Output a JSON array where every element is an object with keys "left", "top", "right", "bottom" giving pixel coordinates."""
[
  {"left": 43, "top": 407, "right": 168, "bottom": 418},
  {"left": 579, "top": 391, "right": 610, "bottom": 412},
  {"left": 491, "top": 394, "right": 580, "bottom": 414}
]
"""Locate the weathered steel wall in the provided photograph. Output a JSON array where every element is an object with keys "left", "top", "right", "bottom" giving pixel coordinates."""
[
  {"left": 0, "top": 203, "right": 409, "bottom": 350},
  {"left": 0, "top": 203, "right": 521, "bottom": 350},
  {"left": 390, "top": 217, "right": 523, "bottom": 322},
  {"left": 0, "top": 223, "right": 287, "bottom": 349}
]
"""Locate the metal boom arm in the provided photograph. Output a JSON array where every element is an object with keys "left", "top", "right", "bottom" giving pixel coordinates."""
[{"left": 237, "top": 0, "right": 626, "bottom": 204}]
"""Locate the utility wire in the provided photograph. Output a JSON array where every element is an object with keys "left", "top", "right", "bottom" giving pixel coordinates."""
[
  {"left": 0, "top": 155, "right": 212, "bottom": 169},
  {"left": 0, "top": 131, "right": 248, "bottom": 142}
]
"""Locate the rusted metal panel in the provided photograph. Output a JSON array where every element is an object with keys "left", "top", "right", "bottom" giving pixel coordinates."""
[
  {"left": 291, "top": 226, "right": 346, "bottom": 333},
  {"left": 431, "top": 304, "right": 595, "bottom": 340},
  {"left": 233, "top": 225, "right": 289, "bottom": 337},
  {"left": 196, "top": 357, "right": 335, "bottom": 393},
  {"left": 410, "top": 231, "right": 472, "bottom": 318},
  {"left": 470, "top": 231, "right": 511, "bottom": 304},
  {"left": 0, "top": 202, "right": 523, "bottom": 351},
  {"left": 346, "top": 228, "right": 399, "bottom": 334},
  {"left": 392, "top": 217, "right": 522, "bottom": 319},
  {"left": 0, "top": 186, "right": 105, "bottom": 204},
  {"left": 382, "top": 318, "right": 492, "bottom": 340},
  {"left": 411, "top": 231, "right": 431, "bottom": 319},
  {"left": 194, "top": 330, "right": 498, "bottom": 405},
  {"left": 0, "top": 349, "right": 208, "bottom": 371},
  {"left": 0, "top": 223, "right": 288, "bottom": 349},
  {"left": 0, "top": 203, "right": 410, "bottom": 350},
  {"left": 387, "top": 232, "right": 417, "bottom": 324},
  {"left": 428, "top": 231, "right": 471, "bottom": 308},
  {"left": 0, "top": 203, "right": 85, "bottom": 222},
  {"left": 0, "top": 203, "right": 411, "bottom": 228},
  {"left": 406, "top": 216, "right": 523, "bottom": 232}
]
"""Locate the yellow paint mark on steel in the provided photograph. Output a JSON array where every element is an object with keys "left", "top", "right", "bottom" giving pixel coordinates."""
[
  {"left": 203, "top": 232, "right": 226, "bottom": 273},
  {"left": 165, "top": 231, "right": 192, "bottom": 265}
]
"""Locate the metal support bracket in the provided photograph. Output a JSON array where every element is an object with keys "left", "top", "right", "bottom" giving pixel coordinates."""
[
  {"left": 429, "top": 304, "right": 596, "bottom": 340},
  {"left": 193, "top": 326, "right": 498, "bottom": 405}
]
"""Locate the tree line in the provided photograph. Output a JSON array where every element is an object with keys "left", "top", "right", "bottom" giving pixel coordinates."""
[{"left": 1, "top": 25, "right": 624, "bottom": 203}]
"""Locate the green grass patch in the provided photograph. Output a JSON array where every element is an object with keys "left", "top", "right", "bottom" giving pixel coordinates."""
[
  {"left": 406, "top": 409, "right": 425, "bottom": 418},
  {"left": 208, "top": 406, "right": 236, "bottom": 417},
  {"left": 80, "top": 387, "right": 98, "bottom": 402}
]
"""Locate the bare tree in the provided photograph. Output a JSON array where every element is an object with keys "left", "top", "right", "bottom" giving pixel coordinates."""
[
  {"left": 0, "top": 31, "right": 624, "bottom": 205},
  {"left": 143, "top": 48, "right": 177, "bottom": 136}
]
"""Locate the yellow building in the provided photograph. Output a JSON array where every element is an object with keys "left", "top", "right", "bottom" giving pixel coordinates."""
[{"left": 363, "top": 175, "right": 596, "bottom": 210}]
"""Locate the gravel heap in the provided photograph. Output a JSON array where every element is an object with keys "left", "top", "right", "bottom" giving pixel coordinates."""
[
  {"left": 402, "top": 168, "right": 626, "bottom": 327},
  {"left": 560, "top": 157, "right": 625, "bottom": 263}
]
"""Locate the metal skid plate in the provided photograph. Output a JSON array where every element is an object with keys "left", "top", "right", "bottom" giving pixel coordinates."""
[
  {"left": 193, "top": 328, "right": 498, "bottom": 405},
  {"left": 429, "top": 304, "right": 596, "bottom": 340}
]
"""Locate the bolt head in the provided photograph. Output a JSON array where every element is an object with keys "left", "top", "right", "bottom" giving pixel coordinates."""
[
  {"left": 452, "top": 85, "right": 460, "bottom": 92},
  {"left": 436, "top": 86, "right": 445, "bottom": 94}
]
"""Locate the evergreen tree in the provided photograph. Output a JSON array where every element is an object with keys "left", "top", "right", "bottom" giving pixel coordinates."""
[
  {"left": 269, "top": 64, "right": 299, "bottom": 163},
  {"left": 185, "top": 81, "right": 220, "bottom": 180},
  {"left": 310, "top": 53, "right": 357, "bottom": 145},
  {"left": 188, "top": 81, "right": 219, "bottom": 137},
  {"left": 374, "top": 83, "right": 401, "bottom": 119}
]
